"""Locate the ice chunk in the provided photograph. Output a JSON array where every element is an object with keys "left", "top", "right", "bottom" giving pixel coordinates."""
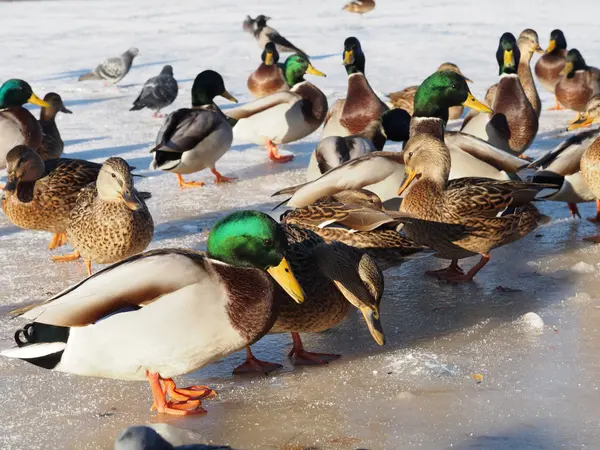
[{"left": 518, "top": 312, "right": 545, "bottom": 331}]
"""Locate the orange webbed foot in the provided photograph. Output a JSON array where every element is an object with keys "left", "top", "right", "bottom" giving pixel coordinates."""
[
  {"left": 176, "top": 174, "right": 206, "bottom": 189},
  {"left": 267, "top": 140, "right": 294, "bottom": 163},
  {"left": 210, "top": 168, "right": 237, "bottom": 184}
]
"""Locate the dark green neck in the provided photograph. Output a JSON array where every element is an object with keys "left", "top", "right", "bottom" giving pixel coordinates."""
[
  {"left": 284, "top": 65, "right": 305, "bottom": 87},
  {"left": 413, "top": 88, "right": 449, "bottom": 122},
  {"left": 191, "top": 91, "right": 213, "bottom": 107}
]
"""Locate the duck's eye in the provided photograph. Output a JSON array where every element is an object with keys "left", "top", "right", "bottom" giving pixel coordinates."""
[
  {"left": 111, "top": 173, "right": 117, "bottom": 179},
  {"left": 407, "top": 151, "right": 413, "bottom": 159},
  {"left": 263, "top": 239, "right": 273, "bottom": 246}
]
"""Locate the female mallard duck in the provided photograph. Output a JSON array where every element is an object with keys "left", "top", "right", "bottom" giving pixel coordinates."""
[
  {"left": 342, "top": 0, "right": 375, "bottom": 14},
  {"left": 320, "top": 37, "right": 388, "bottom": 140},
  {"left": 388, "top": 62, "right": 472, "bottom": 120},
  {"left": 226, "top": 54, "right": 327, "bottom": 163},
  {"left": 461, "top": 32, "right": 539, "bottom": 156},
  {"left": 52, "top": 157, "right": 154, "bottom": 276},
  {"left": 2, "top": 145, "right": 101, "bottom": 251},
  {"left": 0, "top": 79, "right": 49, "bottom": 171},
  {"left": 530, "top": 95, "right": 600, "bottom": 220},
  {"left": 535, "top": 29, "right": 568, "bottom": 110},
  {"left": 247, "top": 42, "right": 287, "bottom": 98},
  {"left": 396, "top": 71, "right": 550, "bottom": 283},
  {"left": 235, "top": 223, "right": 384, "bottom": 372},
  {"left": 579, "top": 105, "right": 600, "bottom": 242},
  {"left": 150, "top": 70, "right": 238, "bottom": 189},
  {"left": 38, "top": 92, "right": 72, "bottom": 160},
  {"left": 1, "top": 211, "right": 304, "bottom": 416},
  {"left": 555, "top": 49, "right": 600, "bottom": 123}
]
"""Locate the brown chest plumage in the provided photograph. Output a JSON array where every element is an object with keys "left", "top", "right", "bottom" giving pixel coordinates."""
[{"left": 340, "top": 74, "right": 388, "bottom": 134}]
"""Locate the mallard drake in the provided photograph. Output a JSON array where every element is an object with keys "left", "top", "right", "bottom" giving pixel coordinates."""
[
  {"left": 578, "top": 103, "right": 600, "bottom": 242},
  {"left": 2, "top": 145, "right": 101, "bottom": 251},
  {"left": 78, "top": 47, "right": 139, "bottom": 85},
  {"left": 306, "top": 108, "right": 411, "bottom": 178},
  {"left": 342, "top": 0, "right": 375, "bottom": 14},
  {"left": 0, "top": 79, "right": 50, "bottom": 171},
  {"left": 247, "top": 42, "right": 288, "bottom": 98},
  {"left": 388, "top": 62, "right": 472, "bottom": 120},
  {"left": 52, "top": 157, "right": 154, "bottom": 276},
  {"left": 245, "top": 15, "right": 307, "bottom": 57},
  {"left": 38, "top": 92, "right": 72, "bottom": 160},
  {"left": 226, "top": 54, "right": 327, "bottom": 163},
  {"left": 535, "top": 29, "right": 568, "bottom": 110},
  {"left": 555, "top": 49, "right": 600, "bottom": 123},
  {"left": 1, "top": 211, "right": 304, "bottom": 416},
  {"left": 130, "top": 65, "right": 178, "bottom": 118},
  {"left": 320, "top": 37, "right": 388, "bottom": 140},
  {"left": 461, "top": 33, "right": 539, "bottom": 156},
  {"left": 396, "top": 71, "right": 550, "bottom": 282},
  {"left": 149, "top": 70, "right": 238, "bottom": 188},
  {"left": 234, "top": 223, "right": 384, "bottom": 372}
]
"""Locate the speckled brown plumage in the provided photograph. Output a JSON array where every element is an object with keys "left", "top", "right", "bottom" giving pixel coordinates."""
[
  {"left": 342, "top": 0, "right": 375, "bottom": 14},
  {"left": 581, "top": 134, "right": 600, "bottom": 200},
  {"left": 556, "top": 69, "right": 600, "bottom": 112}
]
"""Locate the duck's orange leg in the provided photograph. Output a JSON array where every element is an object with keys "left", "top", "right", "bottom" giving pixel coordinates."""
[
  {"left": 176, "top": 174, "right": 205, "bottom": 189},
  {"left": 548, "top": 96, "right": 564, "bottom": 111},
  {"left": 233, "top": 346, "right": 283, "bottom": 375},
  {"left": 160, "top": 378, "right": 217, "bottom": 401},
  {"left": 210, "top": 168, "right": 237, "bottom": 183},
  {"left": 439, "top": 254, "right": 490, "bottom": 283},
  {"left": 51, "top": 250, "right": 81, "bottom": 263},
  {"left": 267, "top": 140, "right": 293, "bottom": 163},
  {"left": 288, "top": 332, "right": 340, "bottom": 365},
  {"left": 425, "top": 259, "right": 465, "bottom": 278},
  {"left": 147, "top": 371, "right": 207, "bottom": 416},
  {"left": 84, "top": 260, "right": 93, "bottom": 276},
  {"left": 48, "top": 232, "right": 68, "bottom": 250},
  {"left": 586, "top": 200, "right": 600, "bottom": 223}
]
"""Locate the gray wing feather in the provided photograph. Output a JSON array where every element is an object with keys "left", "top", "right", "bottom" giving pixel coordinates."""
[{"left": 152, "top": 109, "right": 217, "bottom": 154}]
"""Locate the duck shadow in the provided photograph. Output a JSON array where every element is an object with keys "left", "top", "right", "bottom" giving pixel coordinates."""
[
  {"left": 454, "top": 424, "right": 564, "bottom": 449},
  {"left": 64, "top": 136, "right": 109, "bottom": 147},
  {"left": 132, "top": 59, "right": 183, "bottom": 71},
  {"left": 38, "top": 69, "right": 91, "bottom": 82},
  {"left": 64, "top": 142, "right": 152, "bottom": 161},
  {"left": 309, "top": 53, "right": 338, "bottom": 60}
]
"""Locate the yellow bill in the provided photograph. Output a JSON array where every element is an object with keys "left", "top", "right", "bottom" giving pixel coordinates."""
[
  {"left": 546, "top": 39, "right": 556, "bottom": 53},
  {"left": 398, "top": 168, "right": 417, "bottom": 196},
  {"left": 343, "top": 50, "right": 354, "bottom": 65},
  {"left": 504, "top": 49, "right": 515, "bottom": 67},
  {"left": 359, "top": 306, "right": 385, "bottom": 346},
  {"left": 306, "top": 64, "right": 326, "bottom": 77},
  {"left": 560, "top": 61, "right": 574, "bottom": 76},
  {"left": 535, "top": 45, "right": 544, "bottom": 54},
  {"left": 28, "top": 93, "right": 50, "bottom": 108},
  {"left": 462, "top": 92, "right": 493, "bottom": 114},
  {"left": 567, "top": 114, "right": 594, "bottom": 131},
  {"left": 267, "top": 257, "right": 304, "bottom": 304},
  {"left": 265, "top": 52, "right": 274, "bottom": 65},
  {"left": 220, "top": 90, "right": 238, "bottom": 103}
]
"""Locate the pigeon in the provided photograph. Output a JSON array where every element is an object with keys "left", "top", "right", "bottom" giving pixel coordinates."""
[
  {"left": 114, "top": 426, "right": 234, "bottom": 450},
  {"left": 78, "top": 47, "right": 139, "bottom": 84},
  {"left": 130, "top": 65, "right": 178, "bottom": 117},
  {"left": 244, "top": 15, "right": 307, "bottom": 57}
]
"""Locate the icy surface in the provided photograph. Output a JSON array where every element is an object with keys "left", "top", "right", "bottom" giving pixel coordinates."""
[{"left": 1, "top": 0, "right": 600, "bottom": 449}]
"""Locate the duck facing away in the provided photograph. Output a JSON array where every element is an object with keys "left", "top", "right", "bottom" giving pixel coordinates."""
[
  {"left": 78, "top": 47, "right": 139, "bottom": 85},
  {"left": 52, "top": 157, "right": 154, "bottom": 276},
  {"left": 247, "top": 42, "right": 288, "bottom": 98},
  {"left": 535, "top": 29, "right": 568, "bottom": 110},
  {"left": 227, "top": 54, "right": 327, "bottom": 163},
  {"left": 0, "top": 79, "right": 50, "bottom": 171},
  {"left": 234, "top": 223, "right": 384, "bottom": 372},
  {"left": 150, "top": 70, "right": 238, "bottom": 188},
  {"left": 2, "top": 145, "right": 101, "bottom": 251},
  {"left": 1, "top": 211, "right": 304, "bottom": 416},
  {"left": 130, "top": 65, "right": 179, "bottom": 118},
  {"left": 38, "top": 92, "right": 72, "bottom": 160}
]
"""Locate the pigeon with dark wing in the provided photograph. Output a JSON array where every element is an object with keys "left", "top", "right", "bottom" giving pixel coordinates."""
[{"left": 130, "top": 65, "right": 178, "bottom": 117}]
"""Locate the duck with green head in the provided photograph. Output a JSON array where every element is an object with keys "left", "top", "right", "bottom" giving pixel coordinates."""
[
  {"left": 321, "top": 36, "right": 389, "bottom": 140},
  {"left": 1, "top": 210, "right": 305, "bottom": 416},
  {"left": 149, "top": 70, "right": 238, "bottom": 189},
  {"left": 226, "top": 54, "right": 327, "bottom": 163},
  {"left": 396, "top": 70, "right": 550, "bottom": 282},
  {"left": 461, "top": 32, "right": 539, "bottom": 156},
  {"left": 247, "top": 42, "right": 285, "bottom": 98},
  {"left": 555, "top": 49, "right": 600, "bottom": 124},
  {"left": 535, "top": 29, "right": 569, "bottom": 110},
  {"left": 0, "top": 79, "right": 50, "bottom": 172}
]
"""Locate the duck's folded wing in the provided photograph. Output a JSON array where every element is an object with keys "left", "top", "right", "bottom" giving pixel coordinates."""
[
  {"left": 152, "top": 109, "right": 217, "bottom": 153},
  {"left": 266, "top": 31, "right": 307, "bottom": 57},
  {"left": 13, "top": 249, "right": 210, "bottom": 327},
  {"left": 225, "top": 92, "right": 300, "bottom": 120},
  {"left": 529, "top": 129, "right": 599, "bottom": 175}
]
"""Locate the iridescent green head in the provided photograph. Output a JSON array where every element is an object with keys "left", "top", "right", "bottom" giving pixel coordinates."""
[
  {"left": 0, "top": 79, "right": 50, "bottom": 109},
  {"left": 283, "top": 54, "right": 326, "bottom": 87},
  {"left": 191, "top": 70, "right": 238, "bottom": 107},
  {"left": 561, "top": 49, "right": 588, "bottom": 79},
  {"left": 495, "top": 32, "right": 520, "bottom": 75}
]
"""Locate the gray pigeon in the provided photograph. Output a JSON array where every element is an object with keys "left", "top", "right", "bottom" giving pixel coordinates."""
[
  {"left": 244, "top": 15, "right": 307, "bottom": 57},
  {"left": 78, "top": 47, "right": 139, "bottom": 84},
  {"left": 114, "top": 426, "right": 234, "bottom": 450},
  {"left": 130, "top": 65, "right": 178, "bottom": 117}
]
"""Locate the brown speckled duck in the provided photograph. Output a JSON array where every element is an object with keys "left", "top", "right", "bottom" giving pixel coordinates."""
[
  {"left": 555, "top": 49, "right": 600, "bottom": 123},
  {"left": 0, "top": 79, "right": 49, "bottom": 171},
  {"left": 53, "top": 157, "right": 154, "bottom": 276},
  {"left": 320, "top": 37, "right": 388, "bottom": 140},
  {"left": 342, "top": 0, "right": 375, "bottom": 14},
  {"left": 247, "top": 42, "right": 287, "bottom": 98},
  {"left": 38, "top": 92, "right": 72, "bottom": 160},
  {"left": 535, "top": 29, "right": 568, "bottom": 110},
  {"left": 388, "top": 62, "right": 472, "bottom": 120},
  {"left": 2, "top": 145, "right": 101, "bottom": 251}
]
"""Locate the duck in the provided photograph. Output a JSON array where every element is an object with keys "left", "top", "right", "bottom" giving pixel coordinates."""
[
  {"left": 247, "top": 42, "right": 287, "bottom": 98},
  {"left": 234, "top": 222, "right": 384, "bottom": 372},
  {"left": 38, "top": 92, "right": 72, "bottom": 160},
  {"left": 52, "top": 157, "right": 154, "bottom": 276},
  {"left": 578, "top": 101, "right": 600, "bottom": 243},
  {"left": 305, "top": 108, "right": 411, "bottom": 179},
  {"left": 1, "top": 210, "right": 305, "bottom": 416},
  {"left": 244, "top": 15, "right": 307, "bottom": 57},
  {"left": 342, "top": 0, "right": 375, "bottom": 14},
  {"left": 226, "top": 54, "right": 327, "bottom": 163},
  {"left": 396, "top": 70, "right": 550, "bottom": 283},
  {"left": 0, "top": 79, "right": 50, "bottom": 171},
  {"left": 535, "top": 29, "right": 568, "bottom": 110},
  {"left": 115, "top": 426, "right": 234, "bottom": 450},
  {"left": 2, "top": 145, "right": 102, "bottom": 251},
  {"left": 320, "top": 37, "right": 388, "bottom": 140},
  {"left": 130, "top": 65, "right": 178, "bottom": 118},
  {"left": 529, "top": 95, "right": 600, "bottom": 221},
  {"left": 387, "top": 62, "right": 472, "bottom": 120},
  {"left": 149, "top": 70, "right": 238, "bottom": 188},
  {"left": 461, "top": 32, "right": 539, "bottom": 156},
  {"left": 555, "top": 49, "right": 600, "bottom": 123},
  {"left": 78, "top": 47, "right": 139, "bottom": 85}
]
